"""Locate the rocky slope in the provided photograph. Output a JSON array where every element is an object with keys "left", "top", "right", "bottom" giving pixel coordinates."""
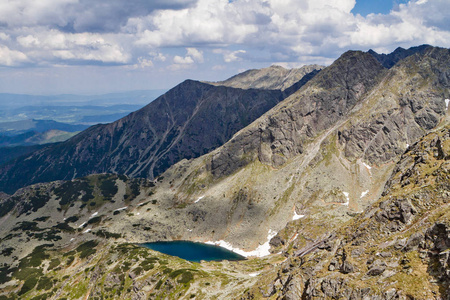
[
  {"left": 208, "top": 64, "right": 323, "bottom": 91},
  {"left": 245, "top": 123, "right": 450, "bottom": 299},
  {"left": 0, "top": 73, "right": 320, "bottom": 194}
]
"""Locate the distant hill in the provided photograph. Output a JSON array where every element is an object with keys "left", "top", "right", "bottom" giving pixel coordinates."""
[
  {"left": 0, "top": 119, "right": 88, "bottom": 135},
  {"left": 0, "top": 130, "right": 80, "bottom": 147}
]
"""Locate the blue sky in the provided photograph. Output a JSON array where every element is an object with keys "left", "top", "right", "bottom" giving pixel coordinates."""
[
  {"left": 0, "top": 0, "right": 449, "bottom": 95},
  {"left": 352, "top": 0, "right": 409, "bottom": 16}
]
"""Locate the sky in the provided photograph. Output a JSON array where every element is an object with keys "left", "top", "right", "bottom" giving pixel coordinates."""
[{"left": 0, "top": 0, "right": 449, "bottom": 95}]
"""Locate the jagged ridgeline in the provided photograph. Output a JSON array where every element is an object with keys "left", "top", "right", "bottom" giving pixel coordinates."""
[
  {"left": 0, "top": 65, "right": 321, "bottom": 195},
  {"left": 0, "top": 45, "right": 449, "bottom": 299}
]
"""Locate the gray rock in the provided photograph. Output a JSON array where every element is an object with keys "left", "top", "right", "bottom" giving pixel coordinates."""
[
  {"left": 341, "top": 261, "right": 356, "bottom": 274},
  {"left": 404, "top": 232, "right": 424, "bottom": 251},
  {"left": 367, "top": 259, "right": 386, "bottom": 276}
]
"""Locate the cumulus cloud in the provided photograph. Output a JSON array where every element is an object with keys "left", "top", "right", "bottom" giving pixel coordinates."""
[
  {"left": 0, "top": 46, "right": 28, "bottom": 66},
  {"left": 214, "top": 49, "right": 246, "bottom": 63},
  {"left": 0, "top": 0, "right": 449, "bottom": 69}
]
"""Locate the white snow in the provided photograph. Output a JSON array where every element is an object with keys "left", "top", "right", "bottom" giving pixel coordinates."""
[
  {"left": 78, "top": 222, "right": 87, "bottom": 228},
  {"left": 114, "top": 206, "right": 128, "bottom": 212},
  {"left": 187, "top": 229, "right": 192, "bottom": 232},
  {"left": 360, "top": 190, "right": 369, "bottom": 198},
  {"left": 206, "top": 230, "right": 278, "bottom": 258},
  {"left": 194, "top": 196, "right": 204, "bottom": 203},
  {"left": 136, "top": 212, "right": 140, "bottom": 216},
  {"left": 362, "top": 162, "right": 372, "bottom": 170},
  {"left": 70, "top": 238, "right": 74, "bottom": 241},
  {"left": 342, "top": 192, "right": 350, "bottom": 206},
  {"left": 446, "top": 99, "right": 449, "bottom": 110},
  {"left": 83, "top": 228, "right": 91, "bottom": 233},
  {"left": 248, "top": 272, "right": 260, "bottom": 277},
  {"left": 292, "top": 211, "right": 305, "bottom": 220},
  {"left": 292, "top": 233, "right": 299, "bottom": 241},
  {"left": 406, "top": 144, "right": 410, "bottom": 148},
  {"left": 90, "top": 212, "right": 98, "bottom": 218}
]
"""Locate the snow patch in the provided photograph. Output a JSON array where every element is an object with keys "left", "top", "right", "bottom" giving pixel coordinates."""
[
  {"left": 362, "top": 162, "right": 372, "bottom": 170},
  {"left": 70, "top": 238, "right": 74, "bottom": 241},
  {"left": 78, "top": 222, "right": 87, "bottom": 228},
  {"left": 446, "top": 99, "right": 449, "bottom": 110},
  {"left": 194, "top": 196, "right": 204, "bottom": 203},
  {"left": 114, "top": 206, "right": 128, "bottom": 212},
  {"left": 206, "top": 230, "right": 277, "bottom": 258},
  {"left": 360, "top": 190, "right": 369, "bottom": 198},
  {"left": 342, "top": 192, "right": 350, "bottom": 206},
  {"left": 83, "top": 228, "right": 91, "bottom": 233},
  {"left": 136, "top": 212, "right": 140, "bottom": 216},
  {"left": 292, "top": 233, "right": 299, "bottom": 241},
  {"left": 248, "top": 272, "right": 260, "bottom": 277},
  {"left": 187, "top": 229, "right": 192, "bottom": 232},
  {"left": 90, "top": 212, "right": 98, "bottom": 218},
  {"left": 292, "top": 211, "right": 305, "bottom": 220}
]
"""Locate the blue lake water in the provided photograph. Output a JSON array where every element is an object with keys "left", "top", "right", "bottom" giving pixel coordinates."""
[{"left": 140, "top": 241, "right": 246, "bottom": 263}]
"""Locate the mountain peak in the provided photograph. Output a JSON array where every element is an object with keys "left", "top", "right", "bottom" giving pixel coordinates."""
[
  {"left": 207, "top": 64, "right": 324, "bottom": 91},
  {"left": 368, "top": 44, "right": 432, "bottom": 68}
]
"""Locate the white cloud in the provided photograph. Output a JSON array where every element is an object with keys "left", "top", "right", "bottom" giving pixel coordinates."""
[
  {"left": 173, "top": 55, "right": 194, "bottom": 64},
  {"left": 16, "top": 30, "right": 130, "bottom": 64},
  {"left": 0, "top": 0, "right": 449, "bottom": 83},
  {"left": 214, "top": 49, "right": 246, "bottom": 62},
  {"left": 0, "top": 33, "right": 10, "bottom": 41},
  {"left": 149, "top": 52, "right": 167, "bottom": 62},
  {"left": 186, "top": 47, "right": 204, "bottom": 63},
  {"left": 0, "top": 46, "right": 28, "bottom": 66}
]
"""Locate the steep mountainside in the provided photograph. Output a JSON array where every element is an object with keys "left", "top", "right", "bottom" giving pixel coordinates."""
[
  {"left": 0, "top": 74, "right": 320, "bottom": 194},
  {"left": 208, "top": 64, "right": 323, "bottom": 90}
]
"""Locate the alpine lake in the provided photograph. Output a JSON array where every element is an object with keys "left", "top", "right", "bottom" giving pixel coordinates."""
[{"left": 140, "top": 241, "right": 246, "bottom": 263}]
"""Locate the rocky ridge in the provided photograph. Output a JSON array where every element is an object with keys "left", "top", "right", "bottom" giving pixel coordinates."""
[{"left": 208, "top": 64, "right": 324, "bottom": 91}]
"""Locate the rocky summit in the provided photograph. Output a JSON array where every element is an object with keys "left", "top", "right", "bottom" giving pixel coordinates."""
[{"left": 0, "top": 45, "right": 449, "bottom": 300}]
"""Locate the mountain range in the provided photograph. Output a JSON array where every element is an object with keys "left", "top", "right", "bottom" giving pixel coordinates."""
[{"left": 0, "top": 45, "right": 448, "bottom": 300}]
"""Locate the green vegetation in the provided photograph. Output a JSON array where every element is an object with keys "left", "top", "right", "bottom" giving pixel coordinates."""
[
  {"left": 55, "top": 179, "right": 94, "bottom": 206},
  {"left": 48, "top": 258, "right": 60, "bottom": 270},
  {"left": 76, "top": 240, "right": 99, "bottom": 259},
  {"left": 34, "top": 216, "right": 50, "bottom": 222},
  {"left": 94, "top": 230, "right": 121, "bottom": 239},
  {"left": 0, "top": 247, "right": 14, "bottom": 256},
  {"left": 87, "top": 216, "right": 102, "bottom": 225},
  {"left": 98, "top": 175, "right": 118, "bottom": 200}
]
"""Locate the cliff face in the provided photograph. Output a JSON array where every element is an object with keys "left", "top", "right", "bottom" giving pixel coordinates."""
[
  {"left": 208, "top": 50, "right": 386, "bottom": 178},
  {"left": 208, "top": 47, "right": 449, "bottom": 180}
]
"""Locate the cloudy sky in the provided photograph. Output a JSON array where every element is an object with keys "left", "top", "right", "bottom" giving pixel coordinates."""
[{"left": 0, "top": 0, "right": 449, "bottom": 95}]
